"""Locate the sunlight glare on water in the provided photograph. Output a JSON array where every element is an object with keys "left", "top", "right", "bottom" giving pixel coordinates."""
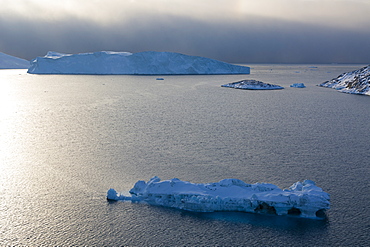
[{"left": 0, "top": 65, "right": 369, "bottom": 246}]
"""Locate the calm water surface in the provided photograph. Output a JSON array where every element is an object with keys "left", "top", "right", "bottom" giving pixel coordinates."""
[{"left": 1, "top": 64, "right": 369, "bottom": 246}]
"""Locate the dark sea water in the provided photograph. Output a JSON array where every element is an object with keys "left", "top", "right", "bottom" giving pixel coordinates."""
[{"left": 1, "top": 64, "right": 369, "bottom": 246}]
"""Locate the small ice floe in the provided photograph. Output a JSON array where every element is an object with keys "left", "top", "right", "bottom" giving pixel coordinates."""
[
  {"left": 107, "top": 177, "right": 330, "bottom": 219},
  {"left": 290, "top": 83, "right": 306, "bottom": 88},
  {"left": 221, "top": 79, "right": 284, "bottom": 90}
]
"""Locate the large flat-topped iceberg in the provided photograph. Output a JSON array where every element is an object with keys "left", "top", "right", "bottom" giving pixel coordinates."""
[
  {"left": 107, "top": 177, "right": 330, "bottom": 219},
  {"left": 27, "top": 51, "right": 250, "bottom": 75},
  {"left": 319, "top": 65, "right": 370, "bottom": 96},
  {"left": 0, "top": 52, "right": 29, "bottom": 69}
]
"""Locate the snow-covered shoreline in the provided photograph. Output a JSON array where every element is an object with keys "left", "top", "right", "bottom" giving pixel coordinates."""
[
  {"left": 107, "top": 177, "right": 330, "bottom": 219},
  {"left": 319, "top": 65, "right": 370, "bottom": 96}
]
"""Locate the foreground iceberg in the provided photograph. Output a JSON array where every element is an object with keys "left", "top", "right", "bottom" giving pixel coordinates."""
[
  {"left": 107, "top": 177, "right": 330, "bottom": 219},
  {"left": 221, "top": 80, "right": 283, "bottom": 90},
  {"left": 290, "top": 83, "right": 306, "bottom": 88},
  {"left": 27, "top": 51, "right": 250, "bottom": 75},
  {"left": 319, "top": 65, "right": 370, "bottom": 96},
  {"left": 0, "top": 52, "right": 29, "bottom": 69}
]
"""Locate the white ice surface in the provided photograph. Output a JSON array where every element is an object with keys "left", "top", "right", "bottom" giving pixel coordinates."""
[
  {"left": 107, "top": 177, "right": 330, "bottom": 219},
  {"left": 27, "top": 51, "right": 250, "bottom": 75},
  {"left": 221, "top": 80, "right": 284, "bottom": 90},
  {"left": 0, "top": 52, "right": 29, "bottom": 69}
]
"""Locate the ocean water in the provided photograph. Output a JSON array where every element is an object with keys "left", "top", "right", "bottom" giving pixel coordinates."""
[{"left": 0, "top": 64, "right": 369, "bottom": 246}]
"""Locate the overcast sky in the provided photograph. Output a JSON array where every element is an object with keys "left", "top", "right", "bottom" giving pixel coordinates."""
[{"left": 1, "top": 0, "right": 369, "bottom": 63}]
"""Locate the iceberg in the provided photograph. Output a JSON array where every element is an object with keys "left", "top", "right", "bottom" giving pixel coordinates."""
[
  {"left": 319, "top": 65, "right": 370, "bottom": 96},
  {"left": 221, "top": 80, "right": 284, "bottom": 90},
  {"left": 290, "top": 83, "right": 306, "bottom": 88},
  {"left": 107, "top": 177, "right": 330, "bottom": 219},
  {"left": 27, "top": 51, "right": 250, "bottom": 75},
  {"left": 0, "top": 52, "right": 29, "bottom": 69}
]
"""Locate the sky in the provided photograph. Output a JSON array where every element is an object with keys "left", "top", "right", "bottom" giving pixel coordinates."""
[{"left": 0, "top": 0, "right": 370, "bottom": 63}]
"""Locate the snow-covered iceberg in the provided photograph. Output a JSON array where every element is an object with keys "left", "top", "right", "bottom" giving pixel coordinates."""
[
  {"left": 221, "top": 80, "right": 283, "bottom": 90},
  {"left": 27, "top": 51, "right": 250, "bottom": 75},
  {"left": 107, "top": 177, "right": 330, "bottom": 219},
  {"left": 0, "top": 52, "right": 29, "bottom": 69},
  {"left": 319, "top": 65, "right": 370, "bottom": 96},
  {"left": 290, "top": 83, "right": 306, "bottom": 88}
]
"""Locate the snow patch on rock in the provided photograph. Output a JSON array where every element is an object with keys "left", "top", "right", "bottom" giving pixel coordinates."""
[{"left": 221, "top": 80, "right": 284, "bottom": 90}]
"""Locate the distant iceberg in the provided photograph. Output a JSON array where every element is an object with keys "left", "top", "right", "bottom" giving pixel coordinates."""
[
  {"left": 290, "top": 83, "right": 306, "bottom": 88},
  {"left": 0, "top": 52, "right": 29, "bottom": 69},
  {"left": 27, "top": 51, "right": 250, "bottom": 75},
  {"left": 107, "top": 177, "right": 330, "bottom": 219},
  {"left": 319, "top": 65, "right": 370, "bottom": 96},
  {"left": 221, "top": 80, "right": 284, "bottom": 90}
]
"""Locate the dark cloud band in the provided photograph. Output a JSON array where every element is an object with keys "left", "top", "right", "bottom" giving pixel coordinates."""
[{"left": 1, "top": 11, "right": 369, "bottom": 63}]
